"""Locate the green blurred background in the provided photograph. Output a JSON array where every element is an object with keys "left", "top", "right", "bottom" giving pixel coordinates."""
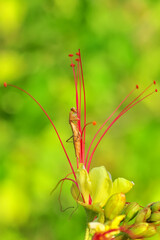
[{"left": 0, "top": 0, "right": 160, "bottom": 239}]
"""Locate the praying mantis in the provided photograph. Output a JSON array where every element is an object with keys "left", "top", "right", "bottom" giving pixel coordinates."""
[{"left": 67, "top": 107, "right": 81, "bottom": 160}]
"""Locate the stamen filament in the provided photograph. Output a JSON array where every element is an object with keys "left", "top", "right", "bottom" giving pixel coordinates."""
[
  {"left": 4, "top": 83, "right": 77, "bottom": 181},
  {"left": 81, "top": 121, "right": 97, "bottom": 138},
  {"left": 85, "top": 87, "right": 137, "bottom": 167},
  {"left": 78, "top": 49, "right": 86, "bottom": 162},
  {"left": 50, "top": 177, "right": 79, "bottom": 195},
  {"left": 87, "top": 89, "right": 157, "bottom": 172},
  {"left": 120, "top": 81, "right": 156, "bottom": 115},
  {"left": 69, "top": 55, "right": 79, "bottom": 114},
  {"left": 76, "top": 58, "right": 83, "bottom": 164}
]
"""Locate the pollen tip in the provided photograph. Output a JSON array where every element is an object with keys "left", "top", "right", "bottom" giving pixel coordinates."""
[
  {"left": 76, "top": 52, "right": 80, "bottom": 56},
  {"left": 92, "top": 121, "right": 97, "bottom": 126},
  {"left": 155, "top": 89, "right": 158, "bottom": 92},
  {"left": 136, "top": 84, "right": 139, "bottom": 89},
  {"left": 70, "top": 63, "right": 75, "bottom": 67},
  {"left": 75, "top": 58, "right": 80, "bottom": 61},
  {"left": 153, "top": 80, "right": 156, "bottom": 85},
  {"left": 69, "top": 54, "right": 73, "bottom": 57},
  {"left": 4, "top": 82, "right": 7, "bottom": 87}
]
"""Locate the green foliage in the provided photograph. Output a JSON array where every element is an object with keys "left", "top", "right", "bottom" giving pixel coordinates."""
[{"left": 0, "top": 0, "right": 160, "bottom": 240}]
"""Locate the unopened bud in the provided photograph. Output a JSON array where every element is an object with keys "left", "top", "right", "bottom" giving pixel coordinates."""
[
  {"left": 148, "top": 211, "right": 160, "bottom": 222},
  {"left": 104, "top": 193, "right": 126, "bottom": 220},
  {"left": 143, "top": 224, "right": 157, "bottom": 238},
  {"left": 135, "top": 207, "right": 151, "bottom": 223},
  {"left": 150, "top": 201, "right": 160, "bottom": 212},
  {"left": 130, "top": 223, "right": 148, "bottom": 238},
  {"left": 124, "top": 202, "right": 140, "bottom": 222}
]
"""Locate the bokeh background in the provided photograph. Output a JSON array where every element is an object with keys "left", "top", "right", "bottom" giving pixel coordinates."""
[{"left": 0, "top": 0, "right": 160, "bottom": 239}]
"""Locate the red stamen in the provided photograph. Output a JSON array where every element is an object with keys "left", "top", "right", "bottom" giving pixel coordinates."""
[
  {"left": 4, "top": 83, "right": 77, "bottom": 181},
  {"left": 70, "top": 63, "right": 75, "bottom": 67},
  {"left": 51, "top": 177, "right": 79, "bottom": 195},
  {"left": 155, "top": 89, "right": 158, "bottom": 92},
  {"left": 87, "top": 89, "right": 157, "bottom": 172},
  {"left": 70, "top": 57, "right": 79, "bottom": 117},
  {"left": 69, "top": 54, "right": 74, "bottom": 57},
  {"left": 120, "top": 81, "right": 155, "bottom": 115},
  {"left": 58, "top": 172, "right": 77, "bottom": 212},
  {"left": 76, "top": 58, "right": 83, "bottom": 163},
  {"left": 85, "top": 86, "right": 137, "bottom": 168},
  {"left": 81, "top": 121, "right": 97, "bottom": 138},
  {"left": 79, "top": 49, "right": 86, "bottom": 162},
  {"left": 4, "top": 82, "right": 7, "bottom": 87}
]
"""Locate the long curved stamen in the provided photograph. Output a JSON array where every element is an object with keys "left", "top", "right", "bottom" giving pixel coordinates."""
[
  {"left": 85, "top": 86, "right": 137, "bottom": 168},
  {"left": 85, "top": 82, "right": 156, "bottom": 167},
  {"left": 78, "top": 49, "right": 86, "bottom": 162},
  {"left": 50, "top": 177, "right": 78, "bottom": 195},
  {"left": 76, "top": 58, "right": 83, "bottom": 163},
  {"left": 87, "top": 89, "right": 157, "bottom": 172},
  {"left": 58, "top": 173, "right": 75, "bottom": 212},
  {"left": 81, "top": 121, "right": 97, "bottom": 138},
  {"left": 69, "top": 54, "right": 79, "bottom": 114},
  {"left": 120, "top": 81, "right": 156, "bottom": 115},
  {"left": 4, "top": 83, "right": 77, "bottom": 181}
]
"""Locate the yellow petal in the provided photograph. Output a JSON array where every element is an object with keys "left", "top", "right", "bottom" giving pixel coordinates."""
[
  {"left": 112, "top": 177, "right": 134, "bottom": 195},
  {"left": 110, "top": 215, "right": 125, "bottom": 229},
  {"left": 88, "top": 222, "right": 105, "bottom": 232},
  {"left": 89, "top": 166, "right": 112, "bottom": 207},
  {"left": 76, "top": 164, "right": 91, "bottom": 204}
]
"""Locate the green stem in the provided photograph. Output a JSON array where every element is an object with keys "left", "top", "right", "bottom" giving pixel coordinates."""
[{"left": 84, "top": 227, "right": 92, "bottom": 240}]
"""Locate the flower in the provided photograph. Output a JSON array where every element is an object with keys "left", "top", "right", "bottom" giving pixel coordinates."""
[
  {"left": 71, "top": 164, "right": 134, "bottom": 212},
  {"left": 3, "top": 50, "right": 158, "bottom": 240},
  {"left": 4, "top": 50, "right": 157, "bottom": 209}
]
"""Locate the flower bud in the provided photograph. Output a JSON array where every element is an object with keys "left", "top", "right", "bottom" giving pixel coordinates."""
[
  {"left": 104, "top": 193, "right": 126, "bottom": 220},
  {"left": 148, "top": 211, "right": 160, "bottom": 222},
  {"left": 124, "top": 202, "right": 140, "bottom": 222},
  {"left": 129, "top": 223, "right": 148, "bottom": 238},
  {"left": 135, "top": 207, "right": 151, "bottom": 223},
  {"left": 150, "top": 201, "right": 160, "bottom": 212},
  {"left": 143, "top": 224, "right": 157, "bottom": 238}
]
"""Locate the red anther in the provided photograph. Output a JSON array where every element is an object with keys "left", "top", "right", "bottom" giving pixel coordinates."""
[
  {"left": 70, "top": 63, "right": 75, "bottom": 67},
  {"left": 76, "top": 52, "right": 80, "bottom": 56},
  {"left": 68, "top": 54, "right": 73, "bottom": 57},
  {"left": 75, "top": 58, "right": 80, "bottom": 61},
  {"left": 136, "top": 85, "right": 139, "bottom": 89},
  {"left": 155, "top": 89, "right": 158, "bottom": 92},
  {"left": 153, "top": 80, "right": 156, "bottom": 85},
  {"left": 92, "top": 121, "right": 97, "bottom": 126},
  {"left": 4, "top": 82, "right": 7, "bottom": 87}
]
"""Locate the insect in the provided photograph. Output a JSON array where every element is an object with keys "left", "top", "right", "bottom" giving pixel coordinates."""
[{"left": 68, "top": 107, "right": 81, "bottom": 160}]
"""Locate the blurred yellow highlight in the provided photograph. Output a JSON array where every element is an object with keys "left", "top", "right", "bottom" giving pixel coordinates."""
[
  {"left": 0, "top": 52, "right": 25, "bottom": 82},
  {"left": 0, "top": 181, "right": 31, "bottom": 226},
  {"left": 0, "top": 0, "right": 26, "bottom": 34}
]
